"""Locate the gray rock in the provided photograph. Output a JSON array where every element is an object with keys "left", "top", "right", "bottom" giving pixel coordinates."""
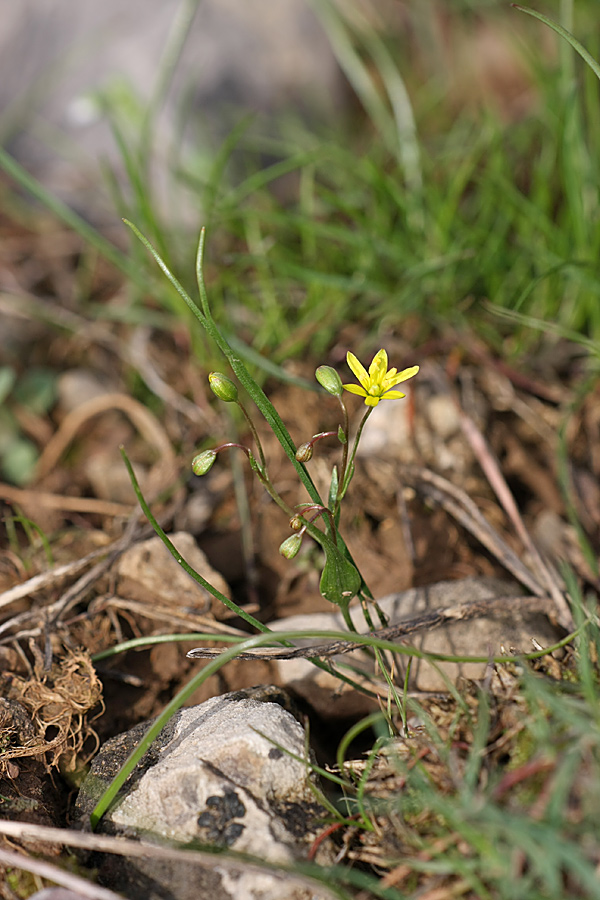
[
  {"left": 268, "top": 577, "right": 562, "bottom": 711},
  {"left": 425, "top": 394, "right": 462, "bottom": 440},
  {"left": 355, "top": 395, "right": 412, "bottom": 459},
  {"left": 76, "top": 688, "right": 332, "bottom": 900},
  {"left": 116, "top": 532, "right": 231, "bottom": 615},
  {"left": 355, "top": 379, "right": 473, "bottom": 475}
]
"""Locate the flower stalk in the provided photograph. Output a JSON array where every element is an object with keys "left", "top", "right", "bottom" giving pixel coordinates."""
[{"left": 126, "top": 219, "right": 419, "bottom": 621}]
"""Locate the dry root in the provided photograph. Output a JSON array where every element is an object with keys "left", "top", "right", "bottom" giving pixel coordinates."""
[{"left": 0, "top": 648, "right": 103, "bottom": 774}]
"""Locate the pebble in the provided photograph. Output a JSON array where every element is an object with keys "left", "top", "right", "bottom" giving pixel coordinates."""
[
  {"left": 116, "top": 531, "right": 231, "bottom": 615},
  {"left": 75, "top": 688, "right": 333, "bottom": 900}
]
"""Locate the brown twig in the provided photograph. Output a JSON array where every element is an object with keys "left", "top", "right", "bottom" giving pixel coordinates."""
[
  {"left": 400, "top": 465, "right": 543, "bottom": 596},
  {"left": 34, "top": 392, "right": 175, "bottom": 480},
  {"left": 186, "top": 593, "right": 556, "bottom": 660},
  {"left": 0, "top": 518, "right": 145, "bottom": 641},
  {"left": 0, "top": 545, "right": 121, "bottom": 613},
  {"left": 0, "top": 845, "right": 121, "bottom": 900},
  {"left": 457, "top": 409, "right": 573, "bottom": 630},
  {"left": 0, "top": 821, "right": 339, "bottom": 900},
  {"left": 0, "top": 483, "right": 131, "bottom": 517}
]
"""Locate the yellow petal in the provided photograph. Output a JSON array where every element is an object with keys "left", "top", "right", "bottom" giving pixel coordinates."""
[
  {"left": 387, "top": 365, "right": 419, "bottom": 387},
  {"left": 368, "top": 349, "right": 388, "bottom": 379},
  {"left": 343, "top": 383, "right": 368, "bottom": 397},
  {"left": 381, "top": 389, "right": 406, "bottom": 400},
  {"left": 346, "top": 352, "right": 369, "bottom": 390},
  {"left": 364, "top": 394, "right": 380, "bottom": 407}
]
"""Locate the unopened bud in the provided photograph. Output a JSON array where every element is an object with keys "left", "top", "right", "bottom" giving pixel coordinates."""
[
  {"left": 192, "top": 449, "right": 217, "bottom": 475},
  {"left": 295, "top": 441, "right": 313, "bottom": 462},
  {"left": 315, "top": 365, "right": 343, "bottom": 397},
  {"left": 208, "top": 372, "right": 238, "bottom": 403},
  {"left": 279, "top": 534, "right": 303, "bottom": 559},
  {"left": 289, "top": 515, "right": 304, "bottom": 531}
]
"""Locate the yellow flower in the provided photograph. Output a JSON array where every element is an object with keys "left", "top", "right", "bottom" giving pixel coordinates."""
[{"left": 343, "top": 349, "right": 419, "bottom": 407}]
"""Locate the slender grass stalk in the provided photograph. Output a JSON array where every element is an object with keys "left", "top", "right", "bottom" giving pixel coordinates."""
[
  {"left": 512, "top": 5, "right": 600, "bottom": 81},
  {"left": 91, "top": 633, "right": 245, "bottom": 663}
]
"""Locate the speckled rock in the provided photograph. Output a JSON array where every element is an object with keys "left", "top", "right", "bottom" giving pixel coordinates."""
[{"left": 76, "top": 687, "right": 332, "bottom": 900}]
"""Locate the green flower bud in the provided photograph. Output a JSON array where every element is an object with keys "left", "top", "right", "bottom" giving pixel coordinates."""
[
  {"left": 295, "top": 441, "right": 313, "bottom": 462},
  {"left": 192, "top": 449, "right": 217, "bottom": 475},
  {"left": 289, "top": 515, "right": 304, "bottom": 531},
  {"left": 208, "top": 372, "right": 238, "bottom": 403},
  {"left": 315, "top": 365, "right": 343, "bottom": 397},
  {"left": 279, "top": 533, "right": 303, "bottom": 559}
]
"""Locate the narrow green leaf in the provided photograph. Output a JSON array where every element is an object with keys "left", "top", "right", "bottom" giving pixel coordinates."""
[
  {"left": 512, "top": 5, "right": 600, "bottom": 82},
  {"left": 328, "top": 465, "right": 339, "bottom": 510}
]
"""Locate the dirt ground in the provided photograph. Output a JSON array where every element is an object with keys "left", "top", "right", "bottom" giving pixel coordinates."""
[{"left": 0, "top": 203, "right": 599, "bottom": 892}]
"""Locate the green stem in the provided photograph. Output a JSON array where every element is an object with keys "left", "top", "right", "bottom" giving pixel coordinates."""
[
  {"left": 339, "top": 603, "right": 358, "bottom": 633},
  {"left": 124, "top": 221, "right": 371, "bottom": 595},
  {"left": 340, "top": 406, "right": 373, "bottom": 500},
  {"left": 360, "top": 590, "right": 388, "bottom": 629},
  {"left": 310, "top": 505, "right": 339, "bottom": 548},
  {"left": 236, "top": 398, "right": 267, "bottom": 472},
  {"left": 194, "top": 229, "right": 328, "bottom": 514},
  {"left": 512, "top": 5, "right": 600, "bottom": 82},
  {"left": 255, "top": 470, "right": 345, "bottom": 569},
  {"left": 334, "top": 396, "right": 350, "bottom": 521}
]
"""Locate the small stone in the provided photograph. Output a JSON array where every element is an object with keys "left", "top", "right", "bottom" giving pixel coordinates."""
[
  {"left": 75, "top": 689, "right": 333, "bottom": 900},
  {"left": 116, "top": 532, "right": 230, "bottom": 615},
  {"left": 83, "top": 452, "right": 147, "bottom": 503},
  {"left": 355, "top": 400, "right": 411, "bottom": 458}
]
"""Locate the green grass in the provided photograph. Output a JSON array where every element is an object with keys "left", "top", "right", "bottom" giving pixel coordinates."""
[
  {"left": 394, "top": 620, "right": 600, "bottom": 899},
  {"left": 125, "top": 0, "right": 600, "bottom": 358},
  {"left": 2, "top": 1, "right": 600, "bottom": 364}
]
